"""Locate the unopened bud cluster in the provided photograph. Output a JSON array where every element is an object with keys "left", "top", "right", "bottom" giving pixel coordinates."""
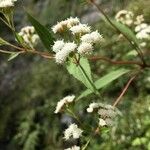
[
  {"left": 51, "top": 17, "right": 103, "bottom": 64},
  {"left": 87, "top": 102, "right": 120, "bottom": 127},
  {"left": 18, "top": 26, "right": 39, "bottom": 48}
]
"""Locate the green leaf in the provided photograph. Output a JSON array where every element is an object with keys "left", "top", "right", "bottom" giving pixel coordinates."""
[
  {"left": 8, "top": 52, "right": 20, "bottom": 61},
  {"left": 0, "top": 37, "right": 9, "bottom": 46},
  {"left": 66, "top": 57, "right": 94, "bottom": 92},
  {"left": 78, "top": 68, "right": 130, "bottom": 99},
  {"left": 111, "top": 20, "right": 139, "bottom": 46},
  {"left": 15, "top": 32, "right": 24, "bottom": 45},
  {"left": 26, "top": 12, "right": 54, "bottom": 50}
]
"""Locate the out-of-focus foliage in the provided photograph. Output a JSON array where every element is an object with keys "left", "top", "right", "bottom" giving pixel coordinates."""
[{"left": 0, "top": 0, "right": 149, "bottom": 150}]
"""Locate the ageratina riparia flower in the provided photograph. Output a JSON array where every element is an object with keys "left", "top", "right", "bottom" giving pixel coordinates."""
[
  {"left": 135, "top": 23, "right": 150, "bottom": 40},
  {"left": 77, "top": 42, "right": 93, "bottom": 55},
  {"left": 70, "top": 24, "right": 91, "bottom": 35},
  {"left": 134, "top": 15, "right": 144, "bottom": 25},
  {"left": 54, "top": 95, "right": 75, "bottom": 114},
  {"left": 81, "top": 31, "right": 103, "bottom": 44},
  {"left": 0, "top": 0, "right": 17, "bottom": 8},
  {"left": 115, "top": 10, "right": 134, "bottom": 26},
  {"left": 64, "top": 145, "right": 80, "bottom": 150},
  {"left": 63, "top": 123, "right": 83, "bottom": 140},
  {"left": 51, "top": 17, "right": 80, "bottom": 33},
  {"left": 52, "top": 40, "right": 65, "bottom": 53},
  {"left": 18, "top": 26, "right": 39, "bottom": 48},
  {"left": 55, "top": 42, "right": 77, "bottom": 64}
]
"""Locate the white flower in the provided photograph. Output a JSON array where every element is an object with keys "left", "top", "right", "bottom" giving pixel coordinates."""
[
  {"left": 81, "top": 31, "right": 102, "bottom": 44},
  {"left": 70, "top": 24, "right": 91, "bottom": 35},
  {"left": 86, "top": 102, "right": 100, "bottom": 113},
  {"left": 99, "top": 118, "right": 106, "bottom": 127},
  {"left": 64, "top": 123, "right": 83, "bottom": 140},
  {"left": 115, "top": 10, "right": 134, "bottom": 26},
  {"left": 0, "top": 0, "right": 17, "bottom": 8},
  {"left": 67, "top": 17, "right": 80, "bottom": 28},
  {"left": 65, "top": 145, "right": 80, "bottom": 150},
  {"left": 134, "top": 15, "right": 144, "bottom": 25},
  {"left": 54, "top": 99, "right": 66, "bottom": 114},
  {"left": 18, "top": 26, "right": 39, "bottom": 48},
  {"left": 78, "top": 42, "right": 93, "bottom": 54},
  {"left": 135, "top": 23, "right": 148, "bottom": 32},
  {"left": 135, "top": 24, "right": 150, "bottom": 40},
  {"left": 52, "top": 22, "right": 63, "bottom": 33},
  {"left": 52, "top": 40, "right": 65, "bottom": 53},
  {"left": 54, "top": 95, "right": 75, "bottom": 114},
  {"left": 52, "top": 17, "right": 80, "bottom": 33},
  {"left": 64, "top": 95, "right": 75, "bottom": 103},
  {"left": 55, "top": 42, "right": 77, "bottom": 64}
]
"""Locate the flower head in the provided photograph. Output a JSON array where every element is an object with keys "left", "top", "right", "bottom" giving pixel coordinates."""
[
  {"left": 65, "top": 145, "right": 80, "bottom": 150},
  {"left": 115, "top": 10, "right": 134, "bottom": 26},
  {"left": 0, "top": 0, "right": 17, "bottom": 8},
  {"left": 54, "top": 95, "right": 75, "bottom": 114},
  {"left": 81, "top": 31, "right": 102, "bottom": 44},
  {"left": 18, "top": 26, "right": 39, "bottom": 48},
  {"left": 52, "top": 40, "right": 65, "bottom": 53},
  {"left": 64, "top": 123, "right": 83, "bottom": 140},
  {"left": 78, "top": 42, "right": 93, "bottom": 55},
  {"left": 70, "top": 24, "right": 91, "bottom": 35}
]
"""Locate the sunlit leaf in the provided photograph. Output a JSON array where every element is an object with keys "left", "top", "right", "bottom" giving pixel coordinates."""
[
  {"left": 78, "top": 68, "right": 130, "bottom": 99},
  {"left": 66, "top": 57, "right": 94, "bottom": 92}
]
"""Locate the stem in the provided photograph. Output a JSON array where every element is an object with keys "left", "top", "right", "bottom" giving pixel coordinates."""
[
  {"left": 66, "top": 108, "right": 82, "bottom": 125},
  {"left": 89, "top": 56, "right": 147, "bottom": 67},
  {"left": 113, "top": 74, "right": 137, "bottom": 107},
  {"left": 90, "top": 0, "right": 146, "bottom": 66},
  {"left": 82, "top": 138, "right": 91, "bottom": 150},
  {"left": 78, "top": 63, "right": 100, "bottom": 96}
]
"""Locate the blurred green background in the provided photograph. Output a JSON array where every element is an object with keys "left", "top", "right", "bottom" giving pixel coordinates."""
[{"left": 0, "top": 0, "right": 150, "bottom": 150}]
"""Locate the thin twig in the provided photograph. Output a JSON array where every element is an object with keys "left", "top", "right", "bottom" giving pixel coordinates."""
[
  {"left": 113, "top": 74, "right": 138, "bottom": 107},
  {"left": 89, "top": 56, "right": 144, "bottom": 67}
]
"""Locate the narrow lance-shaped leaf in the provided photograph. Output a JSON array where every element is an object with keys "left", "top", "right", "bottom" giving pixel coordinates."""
[
  {"left": 111, "top": 20, "right": 139, "bottom": 46},
  {"left": 78, "top": 68, "right": 130, "bottom": 99},
  {"left": 8, "top": 52, "right": 21, "bottom": 61},
  {"left": 0, "top": 37, "right": 9, "bottom": 46},
  {"left": 26, "top": 11, "right": 54, "bottom": 51},
  {"left": 66, "top": 57, "right": 95, "bottom": 92}
]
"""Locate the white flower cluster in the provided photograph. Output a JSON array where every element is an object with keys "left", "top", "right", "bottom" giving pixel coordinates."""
[
  {"left": 87, "top": 102, "right": 119, "bottom": 127},
  {"left": 115, "top": 10, "right": 134, "bottom": 26},
  {"left": 52, "top": 17, "right": 103, "bottom": 64},
  {"left": 63, "top": 123, "right": 83, "bottom": 140},
  {"left": 54, "top": 95, "right": 75, "bottom": 114},
  {"left": 134, "top": 15, "right": 144, "bottom": 25},
  {"left": 135, "top": 23, "right": 150, "bottom": 40},
  {"left": 18, "top": 26, "right": 39, "bottom": 48},
  {"left": 0, "top": 0, "right": 17, "bottom": 8},
  {"left": 64, "top": 145, "right": 80, "bottom": 150}
]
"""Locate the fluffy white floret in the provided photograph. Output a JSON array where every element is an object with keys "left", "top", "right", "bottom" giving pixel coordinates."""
[
  {"left": 18, "top": 26, "right": 39, "bottom": 48},
  {"left": 0, "top": 0, "right": 17, "bottom": 8},
  {"left": 65, "top": 145, "right": 80, "bottom": 150},
  {"left": 54, "top": 95, "right": 75, "bottom": 114},
  {"left": 55, "top": 42, "right": 77, "bottom": 64},
  {"left": 70, "top": 24, "right": 91, "bottom": 35},
  {"left": 64, "top": 123, "right": 83, "bottom": 140},
  {"left": 78, "top": 42, "right": 93, "bottom": 55},
  {"left": 52, "top": 17, "right": 80, "bottom": 33},
  {"left": 81, "top": 31, "right": 102, "bottom": 44},
  {"left": 52, "top": 40, "right": 65, "bottom": 53},
  {"left": 99, "top": 118, "right": 106, "bottom": 127},
  {"left": 115, "top": 10, "right": 134, "bottom": 26}
]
